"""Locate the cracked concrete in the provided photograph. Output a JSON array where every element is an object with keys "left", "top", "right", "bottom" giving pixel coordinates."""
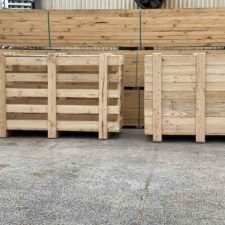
[{"left": 0, "top": 129, "right": 225, "bottom": 225}]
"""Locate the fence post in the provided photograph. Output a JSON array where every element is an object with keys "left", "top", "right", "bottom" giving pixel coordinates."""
[
  {"left": 48, "top": 54, "right": 57, "bottom": 139},
  {"left": 0, "top": 55, "right": 7, "bottom": 137},
  {"left": 99, "top": 54, "right": 108, "bottom": 140},
  {"left": 195, "top": 53, "right": 206, "bottom": 143},
  {"left": 152, "top": 53, "right": 162, "bottom": 142}
]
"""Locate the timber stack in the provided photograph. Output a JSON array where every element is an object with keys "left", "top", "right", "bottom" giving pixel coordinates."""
[{"left": 1, "top": 9, "right": 225, "bottom": 48}]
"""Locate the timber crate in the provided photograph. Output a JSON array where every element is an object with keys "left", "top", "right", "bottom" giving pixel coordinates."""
[
  {"left": 145, "top": 53, "right": 225, "bottom": 143},
  {"left": 0, "top": 53, "right": 124, "bottom": 139}
]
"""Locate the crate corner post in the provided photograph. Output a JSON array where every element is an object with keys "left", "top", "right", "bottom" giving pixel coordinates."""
[
  {"left": 152, "top": 53, "right": 162, "bottom": 143},
  {"left": 47, "top": 53, "right": 58, "bottom": 139},
  {"left": 118, "top": 55, "right": 124, "bottom": 130},
  {"left": 0, "top": 55, "right": 7, "bottom": 138},
  {"left": 195, "top": 53, "right": 206, "bottom": 144},
  {"left": 99, "top": 54, "right": 109, "bottom": 140}
]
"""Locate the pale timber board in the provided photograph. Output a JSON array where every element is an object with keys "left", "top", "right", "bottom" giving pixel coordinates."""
[
  {"left": 195, "top": 53, "right": 206, "bottom": 143},
  {"left": 48, "top": 54, "right": 57, "bottom": 138},
  {"left": 0, "top": 56, "right": 7, "bottom": 137}
]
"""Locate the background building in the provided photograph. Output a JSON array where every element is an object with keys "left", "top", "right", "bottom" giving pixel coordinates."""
[
  {"left": 40, "top": 0, "right": 225, "bottom": 10},
  {"left": 0, "top": 0, "right": 35, "bottom": 8},
  {"left": 1, "top": 0, "right": 224, "bottom": 10}
]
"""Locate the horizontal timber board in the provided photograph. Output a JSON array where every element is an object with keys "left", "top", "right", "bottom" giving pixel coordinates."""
[
  {"left": 145, "top": 117, "right": 225, "bottom": 136},
  {"left": 6, "top": 72, "right": 119, "bottom": 83},
  {"left": 7, "top": 120, "right": 120, "bottom": 132},
  {"left": 6, "top": 104, "right": 120, "bottom": 115}
]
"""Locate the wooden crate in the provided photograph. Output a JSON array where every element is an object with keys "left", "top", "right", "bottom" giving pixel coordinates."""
[
  {"left": 145, "top": 53, "right": 225, "bottom": 143},
  {"left": 2, "top": 49, "right": 224, "bottom": 129},
  {"left": 0, "top": 53, "right": 124, "bottom": 139},
  {"left": 0, "top": 50, "right": 145, "bottom": 128}
]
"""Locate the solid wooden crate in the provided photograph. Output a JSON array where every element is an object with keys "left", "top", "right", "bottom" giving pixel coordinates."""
[
  {"left": 0, "top": 53, "right": 124, "bottom": 139},
  {"left": 145, "top": 53, "right": 225, "bottom": 143}
]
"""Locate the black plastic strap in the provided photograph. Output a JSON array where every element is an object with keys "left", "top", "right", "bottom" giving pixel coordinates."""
[{"left": 47, "top": 10, "right": 52, "bottom": 48}]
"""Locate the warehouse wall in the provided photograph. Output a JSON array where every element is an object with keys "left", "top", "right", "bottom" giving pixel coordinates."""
[
  {"left": 163, "top": 0, "right": 225, "bottom": 8},
  {"left": 41, "top": 0, "right": 225, "bottom": 10},
  {"left": 41, "top": 0, "right": 136, "bottom": 9}
]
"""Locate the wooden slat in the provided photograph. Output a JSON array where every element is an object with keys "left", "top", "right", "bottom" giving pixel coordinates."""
[
  {"left": 145, "top": 55, "right": 153, "bottom": 135},
  {"left": 57, "top": 89, "right": 119, "bottom": 98},
  {"left": 118, "top": 56, "right": 124, "bottom": 128},
  {"left": 7, "top": 88, "right": 47, "bottom": 98},
  {"left": 6, "top": 72, "right": 48, "bottom": 82},
  {"left": 57, "top": 121, "right": 120, "bottom": 133},
  {"left": 145, "top": 99, "right": 196, "bottom": 118},
  {"left": 145, "top": 117, "right": 195, "bottom": 136},
  {"left": 57, "top": 73, "right": 119, "bottom": 83},
  {"left": 7, "top": 104, "right": 47, "bottom": 113},
  {"left": 7, "top": 120, "right": 47, "bottom": 130},
  {"left": 195, "top": 53, "right": 206, "bottom": 143},
  {"left": 57, "top": 105, "right": 119, "bottom": 115},
  {"left": 57, "top": 89, "right": 98, "bottom": 98},
  {"left": 6, "top": 89, "right": 119, "bottom": 98},
  {"left": 99, "top": 54, "right": 108, "bottom": 140},
  {"left": 56, "top": 56, "right": 99, "bottom": 66},
  {"left": 145, "top": 83, "right": 225, "bottom": 93},
  {"left": 161, "top": 55, "right": 196, "bottom": 66},
  {"left": 48, "top": 54, "right": 57, "bottom": 138},
  {"left": 0, "top": 56, "right": 7, "bottom": 137},
  {"left": 57, "top": 55, "right": 122, "bottom": 66},
  {"left": 6, "top": 57, "right": 47, "bottom": 66},
  {"left": 145, "top": 117, "right": 225, "bottom": 136},
  {"left": 6, "top": 72, "right": 119, "bottom": 83},
  {"left": 152, "top": 53, "right": 162, "bottom": 142}
]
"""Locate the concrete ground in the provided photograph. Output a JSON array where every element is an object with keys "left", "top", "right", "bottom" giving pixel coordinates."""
[{"left": 0, "top": 129, "right": 225, "bottom": 225}]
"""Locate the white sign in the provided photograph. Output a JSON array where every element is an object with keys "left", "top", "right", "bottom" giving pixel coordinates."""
[{"left": 0, "top": 0, "right": 4, "bottom": 8}]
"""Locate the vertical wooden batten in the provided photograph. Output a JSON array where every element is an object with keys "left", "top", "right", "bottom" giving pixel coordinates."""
[
  {"left": 118, "top": 56, "right": 124, "bottom": 128},
  {"left": 99, "top": 54, "right": 108, "bottom": 140},
  {"left": 48, "top": 54, "right": 57, "bottom": 138},
  {"left": 152, "top": 53, "right": 162, "bottom": 142},
  {"left": 0, "top": 55, "right": 7, "bottom": 137},
  {"left": 195, "top": 53, "right": 206, "bottom": 143}
]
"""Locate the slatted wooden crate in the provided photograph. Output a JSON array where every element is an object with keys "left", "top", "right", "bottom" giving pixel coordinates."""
[
  {"left": 145, "top": 53, "right": 225, "bottom": 143},
  {"left": 0, "top": 53, "right": 124, "bottom": 139}
]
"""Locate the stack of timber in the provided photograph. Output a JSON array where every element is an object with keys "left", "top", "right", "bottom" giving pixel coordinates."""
[
  {"left": 0, "top": 53, "right": 124, "bottom": 139},
  {"left": 145, "top": 52, "right": 225, "bottom": 143},
  {"left": 1, "top": 9, "right": 225, "bottom": 48},
  {"left": 142, "top": 9, "right": 225, "bottom": 47}
]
